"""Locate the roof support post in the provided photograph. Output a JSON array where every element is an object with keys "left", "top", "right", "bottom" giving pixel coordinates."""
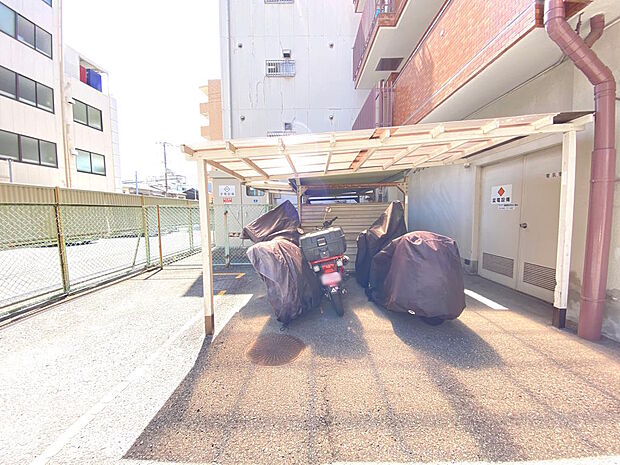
[
  {"left": 197, "top": 159, "right": 215, "bottom": 336},
  {"left": 553, "top": 130, "right": 577, "bottom": 329}
]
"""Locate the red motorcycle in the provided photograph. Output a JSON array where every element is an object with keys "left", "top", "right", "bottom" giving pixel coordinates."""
[{"left": 300, "top": 208, "right": 348, "bottom": 316}]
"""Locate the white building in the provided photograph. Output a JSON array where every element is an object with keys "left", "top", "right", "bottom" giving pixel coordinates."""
[
  {"left": 219, "top": 0, "right": 366, "bottom": 139},
  {"left": 0, "top": 0, "right": 120, "bottom": 191}
]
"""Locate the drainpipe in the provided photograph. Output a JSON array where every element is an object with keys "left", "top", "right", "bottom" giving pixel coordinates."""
[
  {"left": 545, "top": 0, "right": 616, "bottom": 341},
  {"left": 584, "top": 14, "right": 605, "bottom": 48}
]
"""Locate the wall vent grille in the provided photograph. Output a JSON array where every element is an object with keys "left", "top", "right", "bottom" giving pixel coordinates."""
[
  {"left": 266, "top": 60, "right": 296, "bottom": 77},
  {"left": 482, "top": 252, "right": 514, "bottom": 278},
  {"left": 523, "top": 262, "right": 556, "bottom": 291}
]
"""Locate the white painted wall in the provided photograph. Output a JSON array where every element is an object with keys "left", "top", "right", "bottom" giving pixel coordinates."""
[
  {"left": 0, "top": 0, "right": 65, "bottom": 186},
  {"left": 220, "top": 0, "right": 366, "bottom": 139},
  {"left": 63, "top": 46, "right": 118, "bottom": 192},
  {"left": 408, "top": 22, "right": 620, "bottom": 340},
  {"left": 0, "top": 2, "right": 120, "bottom": 192}
]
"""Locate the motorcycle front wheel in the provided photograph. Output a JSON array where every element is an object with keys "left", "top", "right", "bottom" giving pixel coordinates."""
[{"left": 329, "top": 291, "right": 344, "bottom": 317}]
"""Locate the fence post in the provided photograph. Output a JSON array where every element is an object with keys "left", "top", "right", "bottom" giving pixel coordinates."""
[
  {"left": 141, "top": 195, "right": 151, "bottom": 267},
  {"left": 187, "top": 200, "right": 194, "bottom": 251},
  {"left": 156, "top": 204, "right": 164, "bottom": 269},
  {"left": 54, "top": 187, "right": 70, "bottom": 294}
]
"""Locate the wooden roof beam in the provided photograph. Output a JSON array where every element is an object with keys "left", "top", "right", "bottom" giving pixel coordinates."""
[
  {"left": 207, "top": 160, "right": 246, "bottom": 181},
  {"left": 351, "top": 149, "right": 376, "bottom": 172},
  {"left": 192, "top": 124, "right": 579, "bottom": 160},
  {"left": 383, "top": 145, "right": 421, "bottom": 169},
  {"left": 242, "top": 158, "right": 269, "bottom": 179},
  {"left": 411, "top": 140, "right": 470, "bottom": 168},
  {"left": 324, "top": 152, "right": 332, "bottom": 174}
]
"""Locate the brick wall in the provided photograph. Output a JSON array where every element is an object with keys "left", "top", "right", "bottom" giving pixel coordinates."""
[
  {"left": 392, "top": 0, "right": 587, "bottom": 125},
  {"left": 393, "top": 0, "right": 538, "bottom": 125}
]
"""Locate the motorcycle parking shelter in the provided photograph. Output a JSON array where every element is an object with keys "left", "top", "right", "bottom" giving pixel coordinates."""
[{"left": 182, "top": 112, "right": 591, "bottom": 335}]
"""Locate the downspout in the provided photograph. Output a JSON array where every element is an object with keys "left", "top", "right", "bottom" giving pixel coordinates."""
[{"left": 544, "top": 0, "right": 617, "bottom": 341}]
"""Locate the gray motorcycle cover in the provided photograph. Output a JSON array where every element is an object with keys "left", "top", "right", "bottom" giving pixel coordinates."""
[
  {"left": 355, "top": 201, "right": 407, "bottom": 288},
  {"left": 241, "top": 200, "right": 300, "bottom": 245},
  {"left": 368, "top": 231, "right": 466, "bottom": 320},
  {"left": 247, "top": 238, "right": 322, "bottom": 323},
  {"left": 243, "top": 201, "right": 321, "bottom": 323}
]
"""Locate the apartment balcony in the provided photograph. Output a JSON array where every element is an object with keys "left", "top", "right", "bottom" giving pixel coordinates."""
[
  {"left": 200, "top": 102, "right": 210, "bottom": 117},
  {"left": 352, "top": 81, "right": 394, "bottom": 130},
  {"left": 352, "top": 0, "right": 444, "bottom": 89}
]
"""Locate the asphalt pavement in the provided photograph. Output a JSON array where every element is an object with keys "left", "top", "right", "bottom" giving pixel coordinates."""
[{"left": 1, "top": 254, "right": 619, "bottom": 465}]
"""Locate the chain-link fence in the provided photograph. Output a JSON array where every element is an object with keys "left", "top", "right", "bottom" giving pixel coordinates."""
[
  {"left": 209, "top": 204, "right": 274, "bottom": 265},
  {"left": 0, "top": 182, "right": 278, "bottom": 318},
  {"left": 0, "top": 190, "right": 201, "bottom": 319}
]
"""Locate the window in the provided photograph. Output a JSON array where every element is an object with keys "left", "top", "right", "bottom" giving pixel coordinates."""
[
  {"left": 0, "top": 66, "right": 16, "bottom": 99},
  {"left": 76, "top": 149, "right": 91, "bottom": 172},
  {"left": 0, "top": 2, "right": 52, "bottom": 59},
  {"left": 73, "top": 99, "right": 103, "bottom": 130},
  {"left": 20, "top": 135, "right": 39, "bottom": 164},
  {"left": 0, "top": 2, "right": 15, "bottom": 37},
  {"left": 0, "top": 129, "right": 57, "bottom": 167},
  {"left": 39, "top": 140, "right": 56, "bottom": 166},
  {"left": 36, "top": 82, "right": 53, "bottom": 111},
  {"left": 0, "top": 66, "right": 54, "bottom": 113},
  {"left": 42, "top": 0, "right": 52, "bottom": 6},
  {"left": 16, "top": 15, "right": 35, "bottom": 48},
  {"left": 0, "top": 130, "right": 19, "bottom": 160},
  {"left": 73, "top": 100, "right": 87, "bottom": 124},
  {"left": 17, "top": 74, "right": 36, "bottom": 106},
  {"left": 91, "top": 153, "right": 105, "bottom": 175},
  {"left": 76, "top": 149, "right": 105, "bottom": 175},
  {"left": 246, "top": 186, "right": 266, "bottom": 197},
  {"left": 265, "top": 59, "right": 295, "bottom": 77},
  {"left": 35, "top": 26, "right": 52, "bottom": 57},
  {"left": 87, "top": 105, "right": 102, "bottom": 130}
]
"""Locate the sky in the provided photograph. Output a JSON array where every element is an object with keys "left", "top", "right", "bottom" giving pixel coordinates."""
[{"left": 62, "top": 0, "right": 221, "bottom": 187}]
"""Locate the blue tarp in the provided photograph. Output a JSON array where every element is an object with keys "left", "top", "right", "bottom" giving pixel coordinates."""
[{"left": 86, "top": 70, "right": 102, "bottom": 92}]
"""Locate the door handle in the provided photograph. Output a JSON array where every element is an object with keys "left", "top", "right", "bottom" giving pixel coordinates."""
[{"left": 520, "top": 222, "right": 528, "bottom": 229}]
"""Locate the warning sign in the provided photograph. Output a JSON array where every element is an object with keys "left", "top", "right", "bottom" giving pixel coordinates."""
[
  {"left": 491, "top": 184, "right": 512, "bottom": 205},
  {"left": 222, "top": 197, "right": 233, "bottom": 204},
  {"left": 219, "top": 185, "right": 236, "bottom": 197}
]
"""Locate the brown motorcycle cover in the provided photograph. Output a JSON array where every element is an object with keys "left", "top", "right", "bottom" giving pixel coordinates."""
[
  {"left": 355, "top": 201, "right": 407, "bottom": 288},
  {"left": 247, "top": 238, "right": 322, "bottom": 323},
  {"left": 241, "top": 200, "right": 301, "bottom": 245},
  {"left": 368, "top": 231, "right": 466, "bottom": 320}
]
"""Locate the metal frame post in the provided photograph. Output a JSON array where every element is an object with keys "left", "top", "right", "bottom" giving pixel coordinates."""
[
  {"left": 187, "top": 200, "right": 194, "bottom": 251},
  {"left": 141, "top": 195, "right": 150, "bottom": 267},
  {"left": 197, "top": 160, "right": 215, "bottom": 335},
  {"left": 553, "top": 130, "right": 577, "bottom": 328},
  {"left": 224, "top": 209, "right": 230, "bottom": 267},
  {"left": 54, "top": 187, "right": 70, "bottom": 294},
  {"left": 156, "top": 204, "right": 164, "bottom": 269}
]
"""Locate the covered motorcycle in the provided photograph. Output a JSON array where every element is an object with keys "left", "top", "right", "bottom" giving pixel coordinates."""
[
  {"left": 368, "top": 231, "right": 466, "bottom": 320},
  {"left": 243, "top": 201, "right": 321, "bottom": 323},
  {"left": 355, "top": 201, "right": 407, "bottom": 288},
  {"left": 241, "top": 200, "right": 301, "bottom": 245}
]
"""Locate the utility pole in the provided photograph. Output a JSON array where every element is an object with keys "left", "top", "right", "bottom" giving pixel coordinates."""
[{"left": 156, "top": 142, "right": 176, "bottom": 197}]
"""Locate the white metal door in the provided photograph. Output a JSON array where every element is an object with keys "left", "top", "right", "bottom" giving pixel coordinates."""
[
  {"left": 478, "top": 158, "right": 523, "bottom": 288},
  {"left": 516, "top": 148, "right": 561, "bottom": 302},
  {"left": 478, "top": 149, "right": 561, "bottom": 303}
]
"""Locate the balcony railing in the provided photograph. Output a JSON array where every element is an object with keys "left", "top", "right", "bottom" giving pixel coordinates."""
[
  {"left": 352, "top": 80, "right": 393, "bottom": 130},
  {"left": 353, "top": 0, "right": 394, "bottom": 81}
]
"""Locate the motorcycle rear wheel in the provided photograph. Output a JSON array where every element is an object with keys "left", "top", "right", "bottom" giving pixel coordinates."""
[{"left": 329, "top": 291, "right": 344, "bottom": 317}]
